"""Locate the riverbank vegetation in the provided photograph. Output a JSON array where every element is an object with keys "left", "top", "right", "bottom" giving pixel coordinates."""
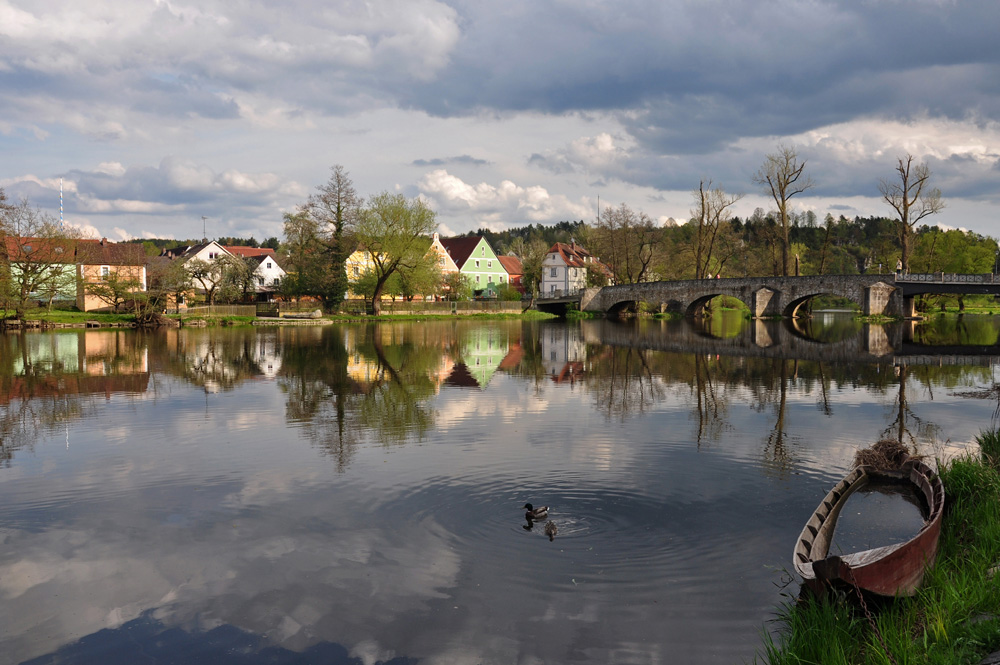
[{"left": 758, "top": 429, "right": 1000, "bottom": 665}]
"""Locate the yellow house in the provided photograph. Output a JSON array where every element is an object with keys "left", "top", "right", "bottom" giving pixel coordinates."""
[{"left": 344, "top": 248, "right": 379, "bottom": 299}]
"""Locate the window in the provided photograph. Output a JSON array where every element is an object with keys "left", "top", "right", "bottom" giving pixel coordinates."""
[
  {"left": 476, "top": 275, "right": 480, "bottom": 283},
  {"left": 439, "top": 257, "right": 445, "bottom": 266},
  {"left": 481, "top": 247, "right": 485, "bottom": 256},
  {"left": 487, "top": 260, "right": 492, "bottom": 268},
  {"left": 258, "top": 276, "right": 264, "bottom": 286},
  {"left": 100, "top": 266, "right": 110, "bottom": 280},
  {"left": 500, "top": 275, "right": 505, "bottom": 282},
  {"left": 266, "top": 262, "right": 272, "bottom": 269},
  {"left": 352, "top": 266, "right": 360, "bottom": 277},
  {"left": 550, "top": 267, "right": 557, "bottom": 277},
  {"left": 475, "top": 260, "right": 480, "bottom": 267},
  {"left": 273, "top": 278, "right": 280, "bottom": 286}
]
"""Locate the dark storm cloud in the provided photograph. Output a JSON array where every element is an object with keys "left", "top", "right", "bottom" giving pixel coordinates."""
[
  {"left": 412, "top": 155, "right": 490, "bottom": 167},
  {"left": 401, "top": 1, "right": 1000, "bottom": 152}
]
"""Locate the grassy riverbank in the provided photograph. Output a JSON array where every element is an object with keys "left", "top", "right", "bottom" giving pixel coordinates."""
[{"left": 758, "top": 430, "right": 1000, "bottom": 665}]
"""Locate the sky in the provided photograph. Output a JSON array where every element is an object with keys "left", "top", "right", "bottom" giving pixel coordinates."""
[{"left": 1, "top": 0, "right": 998, "bottom": 244}]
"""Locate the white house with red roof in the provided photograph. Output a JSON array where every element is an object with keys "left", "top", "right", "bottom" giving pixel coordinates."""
[{"left": 541, "top": 241, "right": 602, "bottom": 295}]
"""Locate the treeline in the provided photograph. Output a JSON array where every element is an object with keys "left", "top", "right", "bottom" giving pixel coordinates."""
[
  {"left": 459, "top": 211, "right": 997, "bottom": 284},
  {"left": 124, "top": 236, "right": 280, "bottom": 257}
]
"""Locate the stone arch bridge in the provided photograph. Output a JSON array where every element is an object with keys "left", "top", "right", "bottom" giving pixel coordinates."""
[{"left": 571, "top": 273, "right": 1000, "bottom": 319}]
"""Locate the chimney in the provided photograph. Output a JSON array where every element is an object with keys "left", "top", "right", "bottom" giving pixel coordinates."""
[{"left": 433, "top": 232, "right": 439, "bottom": 241}]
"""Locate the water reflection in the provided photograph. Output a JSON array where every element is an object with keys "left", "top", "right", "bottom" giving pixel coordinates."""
[{"left": 2, "top": 317, "right": 1000, "bottom": 664}]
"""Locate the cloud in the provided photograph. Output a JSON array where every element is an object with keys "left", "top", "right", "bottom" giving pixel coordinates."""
[
  {"left": 418, "top": 170, "right": 592, "bottom": 228},
  {"left": 412, "top": 155, "right": 490, "bottom": 167}
]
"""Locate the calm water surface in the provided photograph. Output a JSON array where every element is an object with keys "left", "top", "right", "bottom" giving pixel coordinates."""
[{"left": 1, "top": 315, "right": 998, "bottom": 664}]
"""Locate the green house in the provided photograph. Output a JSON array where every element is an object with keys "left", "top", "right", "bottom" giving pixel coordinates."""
[{"left": 438, "top": 236, "right": 509, "bottom": 297}]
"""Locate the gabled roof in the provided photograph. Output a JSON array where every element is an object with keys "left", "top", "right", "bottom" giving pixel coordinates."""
[
  {"left": 3, "top": 237, "right": 145, "bottom": 266},
  {"left": 497, "top": 255, "right": 523, "bottom": 275},
  {"left": 439, "top": 236, "right": 487, "bottom": 269},
  {"left": 75, "top": 239, "right": 146, "bottom": 266},
  {"left": 160, "top": 241, "right": 229, "bottom": 262},
  {"left": 547, "top": 242, "right": 594, "bottom": 268},
  {"left": 3, "top": 236, "right": 76, "bottom": 263},
  {"left": 224, "top": 246, "right": 276, "bottom": 259},
  {"left": 246, "top": 254, "right": 284, "bottom": 271}
]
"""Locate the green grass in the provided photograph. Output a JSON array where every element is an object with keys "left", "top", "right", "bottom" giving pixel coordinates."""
[{"left": 757, "top": 431, "right": 1000, "bottom": 665}]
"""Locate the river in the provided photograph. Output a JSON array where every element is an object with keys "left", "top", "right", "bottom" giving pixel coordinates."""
[{"left": 0, "top": 315, "right": 997, "bottom": 664}]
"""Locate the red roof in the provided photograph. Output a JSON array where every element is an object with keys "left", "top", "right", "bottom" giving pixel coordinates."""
[
  {"left": 3, "top": 237, "right": 145, "bottom": 266},
  {"left": 224, "top": 246, "right": 276, "bottom": 259},
  {"left": 547, "top": 242, "right": 593, "bottom": 268},
  {"left": 497, "top": 255, "right": 523, "bottom": 276}
]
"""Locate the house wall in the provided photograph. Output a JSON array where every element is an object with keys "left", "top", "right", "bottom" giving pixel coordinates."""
[
  {"left": 459, "top": 240, "right": 509, "bottom": 294},
  {"left": 76, "top": 264, "right": 148, "bottom": 312},
  {"left": 541, "top": 253, "right": 587, "bottom": 295},
  {"left": 253, "top": 257, "right": 285, "bottom": 289}
]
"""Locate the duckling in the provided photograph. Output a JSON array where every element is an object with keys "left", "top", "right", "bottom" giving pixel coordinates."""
[
  {"left": 544, "top": 520, "right": 558, "bottom": 541},
  {"left": 524, "top": 503, "right": 549, "bottom": 520}
]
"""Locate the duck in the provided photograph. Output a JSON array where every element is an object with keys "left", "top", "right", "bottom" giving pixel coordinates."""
[
  {"left": 544, "top": 520, "right": 558, "bottom": 541},
  {"left": 524, "top": 503, "right": 549, "bottom": 520}
]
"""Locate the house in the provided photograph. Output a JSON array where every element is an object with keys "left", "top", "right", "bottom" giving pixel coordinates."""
[
  {"left": 160, "top": 241, "right": 284, "bottom": 303},
  {"left": 3, "top": 236, "right": 79, "bottom": 306},
  {"left": 75, "top": 238, "right": 148, "bottom": 312},
  {"left": 540, "top": 240, "right": 605, "bottom": 296},
  {"left": 496, "top": 255, "right": 524, "bottom": 294},
  {"left": 438, "top": 235, "right": 509, "bottom": 297},
  {"left": 222, "top": 246, "right": 285, "bottom": 298},
  {"left": 428, "top": 232, "right": 460, "bottom": 276},
  {"left": 3, "top": 236, "right": 147, "bottom": 312}
]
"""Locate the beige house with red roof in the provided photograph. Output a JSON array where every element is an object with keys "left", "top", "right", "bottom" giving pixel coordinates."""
[{"left": 75, "top": 238, "right": 147, "bottom": 311}]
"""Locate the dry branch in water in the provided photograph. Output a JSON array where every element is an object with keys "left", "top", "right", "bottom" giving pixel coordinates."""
[{"left": 853, "top": 438, "right": 915, "bottom": 470}]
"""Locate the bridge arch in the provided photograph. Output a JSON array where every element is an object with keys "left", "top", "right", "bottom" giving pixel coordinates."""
[{"left": 784, "top": 291, "right": 861, "bottom": 318}]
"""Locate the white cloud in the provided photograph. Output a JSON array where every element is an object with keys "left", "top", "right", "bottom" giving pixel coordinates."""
[{"left": 419, "top": 170, "right": 592, "bottom": 227}]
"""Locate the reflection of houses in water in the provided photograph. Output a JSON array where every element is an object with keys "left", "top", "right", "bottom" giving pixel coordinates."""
[
  {"left": 1, "top": 331, "right": 150, "bottom": 404},
  {"left": 541, "top": 325, "right": 587, "bottom": 382},
  {"left": 448, "top": 326, "right": 510, "bottom": 388}
]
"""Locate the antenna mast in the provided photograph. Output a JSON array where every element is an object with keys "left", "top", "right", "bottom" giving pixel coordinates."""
[
  {"left": 202, "top": 216, "right": 208, "bottom": 242},
  {"left": 60, "top": 178, "right": 64, "bottom": 228}
]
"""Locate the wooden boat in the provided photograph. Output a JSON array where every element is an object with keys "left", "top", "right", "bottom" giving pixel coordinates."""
[{"left": 793, "top": 457, "right": 945, "bottom": 597}]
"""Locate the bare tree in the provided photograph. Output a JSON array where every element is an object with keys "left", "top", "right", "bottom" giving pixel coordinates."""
[
  {"left": 753, "top": 146, "right": 813, "bottom": 276},
  {"left": 591, "top": 203, "right": 658, "bottom": 284},
  {"left": 690, "top": 179, "right": 744, "bottom": 279},
  {"left": 878, "top": 154, "right": 944, "bottom": 272},
  {"left": 0, "top": 196, "right": 80, "bottom": 319}
]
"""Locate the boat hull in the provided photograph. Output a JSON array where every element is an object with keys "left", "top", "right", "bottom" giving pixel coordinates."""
[{"left": 793, "top": 458, "right": 944, "bottom": 597}]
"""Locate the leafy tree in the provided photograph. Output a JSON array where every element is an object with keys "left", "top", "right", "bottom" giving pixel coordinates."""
[
  {"left": 353, "top": 192, "right": 438, "bottom": 315},
  {"left": 509, "top": 237, "right": 549, "bottom": 296},
  {"left": 753, "top": 146, "right": 813, "bottom": 276},
  {"left": 215, "top": 255, "right": 257, "bottom": 303},
  {"left": 85, "top": 272, "right": 143, "bottom": 311},
  {"left": 185, "top": 258, "right": 223, "bottom": 305},
  {"left": 442, "top": 271, "right": 474, "bottom": 300},
  {"left": 879, "top": 154, "right": 944, "bottom": 271},
  {"left": 303, "top": 165, "right": 360, "bottom": 309}
]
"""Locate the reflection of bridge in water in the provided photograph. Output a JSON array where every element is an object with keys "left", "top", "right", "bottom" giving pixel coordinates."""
[
  {"left": 581, "top": 319, "right": 1000, "bottom": 366},
  {"left": 536, "top": 273, "right": 1000, "bottom": 319}
]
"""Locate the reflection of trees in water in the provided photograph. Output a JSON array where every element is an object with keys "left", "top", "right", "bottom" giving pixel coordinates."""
[
  {"left": 587, "top": 347, "right": 665, "bottom": 420},
  {"left": 161, "top": 329, "right": 274, "bottom": 392},
  {"left": 691, "top": 354, "right": 728, "bottom": 447},
  {"left": 882, "top": 365, "right": 941, "bottom": 452},
  {"left": 277, "top": 323, "right": 466, "bottom": 468}
]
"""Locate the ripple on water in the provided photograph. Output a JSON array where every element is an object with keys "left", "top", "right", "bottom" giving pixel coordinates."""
[{"left": 373, "top": 468, "right": 763, "bottom": 597}]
